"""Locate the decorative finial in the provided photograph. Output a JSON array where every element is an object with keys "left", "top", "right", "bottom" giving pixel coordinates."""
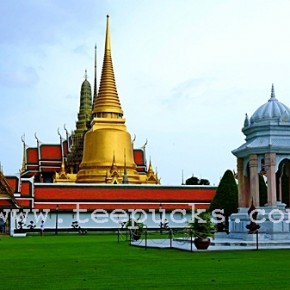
[
  {"left": 34, "top": 133, "right": 40, "bottom": 143},
  {"left": 132, "top": 134, "right": 136, "bottom": 144},
  {"left": 85, "top": 69, "right": 87, "bottom": 80},
  {"left": 271, "top": 84, "right": 276, "bottom": 99},
  {"left": 20, "top": 134, "right": 27, "bottom": 174},
  {"left": 21, "top": 134, "right": 25, "bottom": 144},
  {"left": 64, "top": 124, "right": 68, "bottom": 134},
  {"left": 105, "top": 15, "right": 111, "bottom": 51},
  {"left": 141, "top": 139, "right": 148, "bottom": 150},
  {"left": 57, "top": 128, "right": 63, "bottom": 139},
  {"left": 93, "top": 44, "right": 97, "bottom": 100},
  {"left": 244, "top": 113, "right": 249, "bottom": 127}
]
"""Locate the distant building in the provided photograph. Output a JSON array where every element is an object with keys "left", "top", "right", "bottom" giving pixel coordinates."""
[{"left": 233, "top": 85, "right": 290, "bottom": 208}]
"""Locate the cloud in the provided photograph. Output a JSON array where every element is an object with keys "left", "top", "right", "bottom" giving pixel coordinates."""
[
  {"left": 167, "top": 78, "right": 213, "bottom": 106},
  {"left": 0, "top": 66, "right": 39, "bottom": 88},
  {"left": 0, "top": 1, "right": 107, "bottom": 47},
  {"left": 73, "top": 45, "right": 91, "bottom": 57}
]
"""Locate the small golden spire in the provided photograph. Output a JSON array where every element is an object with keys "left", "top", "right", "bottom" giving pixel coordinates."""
[
  {"left": 110, "top": 152, "right": 118, "bottom": 173},
  {"left": 60, "top": 160, "right": 66, "bottom": 174},
  {"left": 147, "top": 159, "right": 153, "bottom": 174}
]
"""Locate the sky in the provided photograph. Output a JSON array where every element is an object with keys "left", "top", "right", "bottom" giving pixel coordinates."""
[{"left": 1, "top": 0, "right": 290, "bottom": 186}]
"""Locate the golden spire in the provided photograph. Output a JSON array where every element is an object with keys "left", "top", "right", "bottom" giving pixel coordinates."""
[
  {"left": 93, "top": 44, "right": 97, "bottom": 104},
  {"left": 76, "top": 16, "right": 141, "bottom": 184},
  {"left": 110, "top": 153, "right": 118, "bottom": 173},
  {"left": 93, "top": 15, "right": 123, "bottom": 117}
]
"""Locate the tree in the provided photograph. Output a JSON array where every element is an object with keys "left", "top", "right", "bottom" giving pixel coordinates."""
[
  {"left": 185, "top": 176, "right": 210, "bottom": 185},
  {"left": 209, "top": 170, "right": 238, "bottom": 231}
]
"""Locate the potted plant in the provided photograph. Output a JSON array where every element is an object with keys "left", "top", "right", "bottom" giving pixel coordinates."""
[
  {"left": 124, "top": 218, "right": 144, "bottom": 241},
  {"left": 187, "top": 211, "right": 215, "bottom": 250}
]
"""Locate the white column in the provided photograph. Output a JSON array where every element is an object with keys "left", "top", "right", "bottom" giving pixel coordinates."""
[
  {"left": 265, "top": 153, "right": 277, "bottom": 206},
  {"left": 249, "top": 154, "right": 259, "bottom": 207},
  {"left": 237, "top": 158, "right": 249, "bottom": 207}
]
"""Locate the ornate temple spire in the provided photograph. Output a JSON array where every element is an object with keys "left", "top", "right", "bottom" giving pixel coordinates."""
[
  {"left": 270, "top": 84, "right": 276, "bottom": 100},
  {"left": 93, "top": 15, "right": 123, "bottom": 117},
  {"left": 77, "top": 16, "right": 141, "bottom": 184},
  {"left": 65, "top": 73, "right": 92, "bottom": 173},
  {"left": 77, "top": 71, "right": 92, "bottom": 131}
]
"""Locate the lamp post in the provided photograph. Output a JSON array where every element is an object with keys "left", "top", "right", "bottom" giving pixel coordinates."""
[{"left": 55, "top": 205, "right": 59, "bottom": 235}]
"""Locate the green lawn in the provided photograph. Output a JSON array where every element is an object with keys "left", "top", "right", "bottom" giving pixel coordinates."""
[{"left": 0, "top": 233, "right": 290, "bottom": 290}]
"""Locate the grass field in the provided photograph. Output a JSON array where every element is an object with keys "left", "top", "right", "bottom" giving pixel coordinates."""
[{"left": 1, "top": 233, "right": 290, "bottom": 290}]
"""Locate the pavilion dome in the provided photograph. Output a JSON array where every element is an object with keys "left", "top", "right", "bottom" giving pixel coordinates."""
[
  {"left": 250, "top": 85, "right": 290, "bottom": 124},
  {"left": 234, "top": 85, "right": 290, "bottom": 158}
]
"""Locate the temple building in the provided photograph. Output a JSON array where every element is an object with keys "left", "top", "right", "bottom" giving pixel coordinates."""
[
  {"left": 232, "top": 85, "right": 290, "bottom": 208},
  {"left": 230, "top": 85, "right": 290, "bottom": 240},
  {"left": 21, "top": 16, "right": 159, "bottom": 185},
  {"left": 0, "top": 16, "right": 216, "bottom": 234}
]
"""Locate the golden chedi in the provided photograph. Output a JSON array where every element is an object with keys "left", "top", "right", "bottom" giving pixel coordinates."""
[{"left": 77, "top": 16, "right": 141, "bottom": 184}]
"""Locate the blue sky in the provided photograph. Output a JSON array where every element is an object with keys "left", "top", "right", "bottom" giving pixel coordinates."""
[{"left": 1, "top": 0, "right": 290, "bottom": 185}]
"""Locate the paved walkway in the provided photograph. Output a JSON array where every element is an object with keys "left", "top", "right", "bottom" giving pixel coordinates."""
[{"left": 131, "top": 238, "right": 290, "bottom": 251}]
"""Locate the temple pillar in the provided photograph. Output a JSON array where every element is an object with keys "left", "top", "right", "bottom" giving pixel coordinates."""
[
  {"left": 265, "top": 152, "right": 277, "bottom": 206},
  {"left": 237, "top": 158, "right": 247, "bottom": 207},
  {"left": 249, "top": 154, "right": 259, "bottom": 207}
]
